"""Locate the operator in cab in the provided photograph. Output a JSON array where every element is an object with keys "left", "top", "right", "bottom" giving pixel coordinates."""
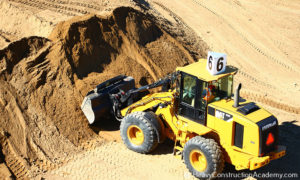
[{"left": 202, "top": 82, "right": 216, "bottom": 103}]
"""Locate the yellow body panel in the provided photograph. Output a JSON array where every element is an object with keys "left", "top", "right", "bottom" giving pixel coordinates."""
[
  {"left": 249, "top": 145, "right": 286, "bottom": 170},
  {"left": 121, "top": 92, "right": 174, "bottom": 117},
  {"left": 206, "top": 98, "right": 282, "bottom": 169},
  {"left": 176, "top": 59, "right": 237, "bottom": 81},
  {"left": 176, "top": 115, "right": 212, "bottom": 136},
  {"left": 208, "top": 99, "right": 270, "bottom": 157},
  {"left": 210, "top": 99, "right": 272, "bottom": 123}
]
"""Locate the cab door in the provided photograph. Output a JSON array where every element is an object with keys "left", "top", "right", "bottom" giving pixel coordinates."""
[{"left": 178, "top": 73, "right": 206, "bottom": 125}]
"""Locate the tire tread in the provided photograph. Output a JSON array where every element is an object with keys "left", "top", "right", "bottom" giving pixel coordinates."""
[
  {"left": 120, "top": 112, "right": 158, "bottom": 154},
  {"left": 183, "top": 136, "right": 224, "bottom": 179}
]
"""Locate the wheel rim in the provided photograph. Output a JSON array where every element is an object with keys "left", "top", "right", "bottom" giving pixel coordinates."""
[
  {"left": 127, "top": 125, "right": 144, "bottom": 145},
  {"left": 189, "top": 149, "right": 207, "bottom": 172}
]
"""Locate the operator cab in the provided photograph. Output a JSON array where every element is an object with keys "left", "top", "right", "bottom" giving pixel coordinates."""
[{"left": 176, "top": 59, "right": 237, "bottom": 125}]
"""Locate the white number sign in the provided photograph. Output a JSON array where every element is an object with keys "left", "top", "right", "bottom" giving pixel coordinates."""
[{"left": 206, "top": 52, "right": 227, "bottom": 75}]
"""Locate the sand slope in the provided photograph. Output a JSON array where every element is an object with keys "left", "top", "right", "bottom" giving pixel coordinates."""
[
  {"left": 0, "top": 0, "right": 299, "bottom": 179},
  {"left": 0, "top": 6, "right": 206, "bottom": 178}
]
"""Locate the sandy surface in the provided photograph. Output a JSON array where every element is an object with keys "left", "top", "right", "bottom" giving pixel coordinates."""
[
  {"left": 0, "top": 0, "right": 299, "bottom": 179},
  {"left": 36, "top": 140, "right": 195, "bottom": 180},
  {"left": 152, "top": 0, "right": 300, "bottom": 110}
]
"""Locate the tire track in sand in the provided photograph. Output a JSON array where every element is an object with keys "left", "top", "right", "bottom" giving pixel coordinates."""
[
  {"left": 241, "top": 91, "right": 300, "bottom": 114},
  {"left": 153, "top": 2, "right": 280, "bottom": 92},
  {"left": 46, "top": 141, "right": 194, "bottom": 180},
  {"left": 8, "top": 0, "right": 105, "bottom": 16},
  {"left": 153, "top": 2, "right": 191, "bottom": 31},
  {"left": 190, "top": 0, "right": 297, "bottom": 72},
  {"left": 45, "top": 0, "right": 103, "bottom": 11},
  {"left": 152, "top": 2, "right": 203, "bottom": 64},
  {"left": 150, "top": 2, "right": 297, "bottom": 114},
  {"left": 8, "top": 0, "right": 84, "bottom": 16},
  {"left": 0, "top": 135, "right": 29, "bottom": 179}
]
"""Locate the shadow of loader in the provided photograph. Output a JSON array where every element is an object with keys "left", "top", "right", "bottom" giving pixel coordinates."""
[{"left": 89, "top": 118, "right": 121, "bottom": 134}]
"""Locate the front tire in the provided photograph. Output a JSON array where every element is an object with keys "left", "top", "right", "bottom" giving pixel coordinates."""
[
  {"left": 120, "top": 112, "right": 158, "bottom": 153},
  {"left": 183, "top": 136, "right": 224, "bottom": 179}
]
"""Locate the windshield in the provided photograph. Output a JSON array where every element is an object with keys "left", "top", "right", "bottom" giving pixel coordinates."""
[{"left": 210, "top": 75, "right": 233, "bottom": 100}]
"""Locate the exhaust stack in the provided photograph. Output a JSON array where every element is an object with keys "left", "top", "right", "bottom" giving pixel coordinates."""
[{"left": 234, "top": 83, "right": 242, "bottom": 108}]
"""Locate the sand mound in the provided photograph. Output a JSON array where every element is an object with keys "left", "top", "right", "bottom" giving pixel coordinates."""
[{"left": 0, "top": 6, "right": 201, "bottom": 178}]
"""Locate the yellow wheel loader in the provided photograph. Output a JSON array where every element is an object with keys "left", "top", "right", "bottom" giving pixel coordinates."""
[{"left": 81, "top": 57, "right": 286, "bottom": 179}]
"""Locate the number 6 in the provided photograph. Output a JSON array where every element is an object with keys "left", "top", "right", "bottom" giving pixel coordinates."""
[
  {"left": 208, "top": 56, "right": 213, "bottom": 70},
  {"left": 217, "top": 57, "right": 224, "bottom": 71}
]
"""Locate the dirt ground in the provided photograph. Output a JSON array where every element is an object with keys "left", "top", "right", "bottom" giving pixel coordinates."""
[{"left": 0, "top": 0, "right": 299, "bottom": 179}]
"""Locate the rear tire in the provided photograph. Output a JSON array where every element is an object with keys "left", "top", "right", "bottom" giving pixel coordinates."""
[
  {"left": 120, "top": 112, "right": 158, "bottom": 153},
  {"left": 183, "top": 136, "right": 224, "bottom": 179}
]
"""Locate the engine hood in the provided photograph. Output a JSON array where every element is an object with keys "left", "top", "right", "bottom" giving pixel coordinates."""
[{"left": 208, "top": 99, "right": 272, "bottom": 124}]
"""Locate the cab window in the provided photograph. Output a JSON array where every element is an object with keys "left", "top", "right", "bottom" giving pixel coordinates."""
[
  {"left": 196, "top": 82, "right": 207, "bottom": 110},
  {"left": 182, "top": 74, "right": 196, "bottom": 106},
  {"left": 211, "top": 75, "right": 233, "bottom": 100}
]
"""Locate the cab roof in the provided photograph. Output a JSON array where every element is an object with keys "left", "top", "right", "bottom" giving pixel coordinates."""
[{"left": 176, "top": 59, "right": 238, "bottom": 82}]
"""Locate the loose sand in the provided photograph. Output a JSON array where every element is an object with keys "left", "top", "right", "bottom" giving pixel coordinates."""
[{"left": 0, "top": 0, "right": 299, "bottom": 179}]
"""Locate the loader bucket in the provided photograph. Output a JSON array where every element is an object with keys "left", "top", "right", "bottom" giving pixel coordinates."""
[{"left": 81, "top": 75, "right": 135, "bottom": 124}]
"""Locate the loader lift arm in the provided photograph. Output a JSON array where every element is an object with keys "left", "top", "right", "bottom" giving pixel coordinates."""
[{"left": 111, "top": 72, "right": 179, "bottom": 120}]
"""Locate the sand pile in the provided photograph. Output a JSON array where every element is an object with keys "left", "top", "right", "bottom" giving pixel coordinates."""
[{"left": 0, "top": 6, "right": 201, "bottom": 178}]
